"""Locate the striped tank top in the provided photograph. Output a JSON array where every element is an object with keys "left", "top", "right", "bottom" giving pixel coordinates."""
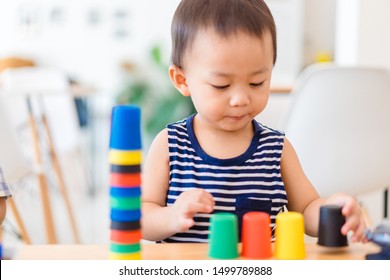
[{"left": 163, "top": 114, "right": 287, "bottom": 243}]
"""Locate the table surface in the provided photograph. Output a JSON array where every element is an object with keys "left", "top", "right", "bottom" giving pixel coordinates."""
[{"left": 14, "top": 242, "right": 381, "bottom": 260}]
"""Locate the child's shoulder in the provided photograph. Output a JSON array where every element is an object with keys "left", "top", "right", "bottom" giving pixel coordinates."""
[
  {"left": 166, "top": 115, "right": 195, "bottom": 136},
  {"left": 255, "top": 120, "right": 285, "bottom": 137},
  {"left": 166, "top": 117, "right": 188, "bottom": 129}
]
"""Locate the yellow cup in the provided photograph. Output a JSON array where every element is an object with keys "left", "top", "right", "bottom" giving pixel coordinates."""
[
  {"left": 109, "top": 251, "right": 141, "bottom": 260},
  {"left": 274, "top": 212, "right": 306, "bottom": 260}
]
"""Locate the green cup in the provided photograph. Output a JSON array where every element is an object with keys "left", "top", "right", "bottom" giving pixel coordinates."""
[{"left": 208, "top": 213, "right": 239, "bottom": 259}]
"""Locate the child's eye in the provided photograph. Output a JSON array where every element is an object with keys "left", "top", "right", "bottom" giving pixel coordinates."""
[
  {"left": 249, "top": 81, "right": 265, "bottom": 87},
  {"left": 211, "top": 84, "right": 230, "bottom": 90}
]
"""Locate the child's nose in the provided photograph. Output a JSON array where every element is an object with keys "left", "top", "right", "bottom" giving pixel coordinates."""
[{"left": 229, "top": 90, "right": 250, "bottom": 107}]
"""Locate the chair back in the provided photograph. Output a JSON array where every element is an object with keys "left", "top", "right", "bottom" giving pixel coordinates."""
[
  {"left": 281, "top": 63, "right": 390, "bottom": 197},
  {"left": 0, "top": 67, "right": 80, "bottom": 154}
]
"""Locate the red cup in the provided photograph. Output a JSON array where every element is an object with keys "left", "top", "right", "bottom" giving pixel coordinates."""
[{"left": 241, "top": 212, "right": 272, "bottom": 259}]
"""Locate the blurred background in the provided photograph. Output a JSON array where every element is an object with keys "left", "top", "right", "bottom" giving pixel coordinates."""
[{"left": 0, "top": 0, "right": 389, "bottom": 247}]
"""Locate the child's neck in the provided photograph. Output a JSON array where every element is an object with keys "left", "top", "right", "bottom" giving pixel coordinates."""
[{"left": 193, "top": 117, "right": 255, "bottom": 159}]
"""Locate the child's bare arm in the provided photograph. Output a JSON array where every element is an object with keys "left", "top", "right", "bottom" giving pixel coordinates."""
[
  {"left": 141, "top": 129, "right": 214, "bottom": 241},
  {"left": 141, "top": 129, "right": 173, "bottom": 241},
  {"left": 281, "top": 138, "right": 321, "bottom": 236},
  {"left": 281, "top": 138, "right": 366, "bottom": 241}
]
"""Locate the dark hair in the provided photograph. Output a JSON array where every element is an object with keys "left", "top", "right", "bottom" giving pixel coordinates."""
[{"left": 171, "top": 0, "right": 277, "bottom": 68}]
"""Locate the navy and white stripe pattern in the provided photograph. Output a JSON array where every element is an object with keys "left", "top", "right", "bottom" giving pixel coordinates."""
[{"left": 162, "top": 114, "right": 287, "bottom": 243}]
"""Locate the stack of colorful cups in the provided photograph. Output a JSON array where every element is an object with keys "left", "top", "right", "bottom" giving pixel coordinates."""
[{"left": 108, "top": 105, "right": 142, "bottom": 260}]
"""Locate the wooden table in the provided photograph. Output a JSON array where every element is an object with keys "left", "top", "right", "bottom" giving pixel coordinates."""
[{"left": 15, "top": 242, "right": 381, "bottom": 260}]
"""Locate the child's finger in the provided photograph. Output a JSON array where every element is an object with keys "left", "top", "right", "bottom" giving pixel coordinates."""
[
  {"left": 341, "top": 214, "right": 359, "bottom": 235},
  {"left": 186, "top": 201, "right": 213, "bottom": 214},
  {"left": 200, "top": 194, "right": 215, "bottom": 207},
  {"left": 350, "top": 218, "right": 367, "bottom": 243},
  {"left": 340, "top": 198, "right": 355, "bottom": 216},
  {"left": 177, "top": 217, "right": 194, "bottom": 232}
]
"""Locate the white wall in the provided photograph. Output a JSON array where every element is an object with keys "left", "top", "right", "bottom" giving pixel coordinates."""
[
  {"left": 0, "top": 0, "right": 306, "bottom": 91},
  {"left": 303, "top": 0, "right": 336, "bottom": 65},
  {"left": 0, "top": 0, "right": 181, "bottom": 92},
  {"left": 335, "top": 0, "right": 390, "bottom": 69},
  {"left": 267, "top": 0, "right": 304, "bottom": 86},
  {"left": 357, "top": 0, "right": 390, "bottom": 68}
]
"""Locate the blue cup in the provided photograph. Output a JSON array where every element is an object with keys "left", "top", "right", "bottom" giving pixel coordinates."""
[
  {"left": 109, "top": 105, "right": 142, "bottom": 150},
  {"left": 110, "top": 208, "right": 141, "bottom": 222},
  {"left": 110, "top": 187, "right": 141, "bottom": 197}
]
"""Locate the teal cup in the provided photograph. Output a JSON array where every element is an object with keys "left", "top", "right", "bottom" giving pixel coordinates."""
[{"left": 208, "top": 213, "right": 239, "bottom": 259}]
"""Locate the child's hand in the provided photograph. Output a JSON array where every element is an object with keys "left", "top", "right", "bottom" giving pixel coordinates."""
[
  {"left": 171, "top": 188, "right": 215, "bottom": 233},
  {"left": 325, "top": 193, "right": 367, "bottom": 243}
]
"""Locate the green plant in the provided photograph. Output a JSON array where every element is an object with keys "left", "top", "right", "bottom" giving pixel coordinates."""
[{"left": 116, "top": 45, "right": 195, "bottom": 143}]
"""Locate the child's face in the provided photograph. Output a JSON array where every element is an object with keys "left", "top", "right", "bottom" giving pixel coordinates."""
[{"left": 177, "top": 28, "right": 274, "bottom": 132}]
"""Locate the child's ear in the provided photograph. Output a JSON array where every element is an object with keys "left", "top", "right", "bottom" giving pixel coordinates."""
[{"left": 169, "top": 65, "right": 190, "bottom": 97}]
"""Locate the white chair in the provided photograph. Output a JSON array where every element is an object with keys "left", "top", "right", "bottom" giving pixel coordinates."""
[
  {"left": 280, "top": 63, "right": 390, "bottom": 223},
  {"left": 0, "top": 66, "right": 81, "bottom": 243},
  {"left": 0, "top": 94, "right": 32, "bottom": 244}
]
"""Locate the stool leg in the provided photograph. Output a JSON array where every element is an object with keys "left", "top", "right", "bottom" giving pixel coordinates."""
[
  {"left": 7, "top": 198, "right": 32, "bottom": 244},
  {"left": 26, "top": 97, "right": 57, "bottom": 244},
  {"left": 40, "top": 105, "right": 80, "bottom": 243},
  {"left": 384, "top": 187, "right": 388, "bottom": 220}
]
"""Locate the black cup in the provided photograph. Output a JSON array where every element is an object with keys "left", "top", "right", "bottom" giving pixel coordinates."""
[{"left": 317, "top": 205, "right": 348, "bottom": 247}]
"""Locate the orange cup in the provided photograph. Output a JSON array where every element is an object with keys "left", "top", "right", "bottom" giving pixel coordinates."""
[
  {"left": 110, "top": 229, "right": 142, "bottom": 243},
  {"left": 241, "top": 212, "right": 272, "bottom": 259},
  {"left": 110, "top": 173, "right": 141, "bottom": 187}
]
